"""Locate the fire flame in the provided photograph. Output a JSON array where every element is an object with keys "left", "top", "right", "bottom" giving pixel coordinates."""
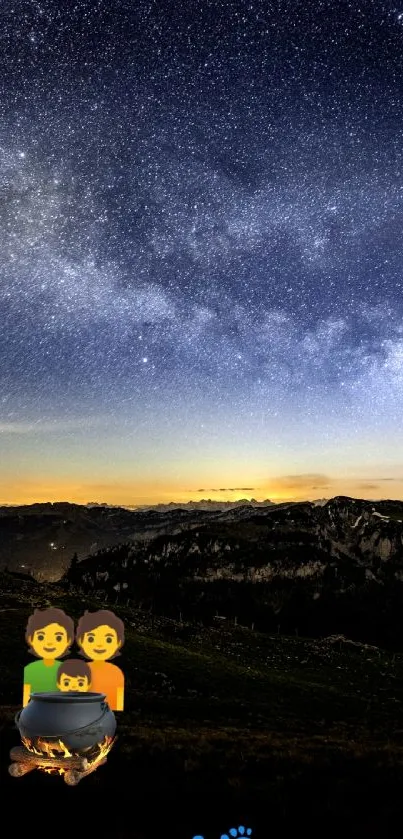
[
  {"left": 87, "top": 735, "right": 116, "bottom": 768},
  {"left": 21, "top": 737, "right": 74, "bottom": 759},
  {"left": 21, "top": 735, "right": 115, "bottom": 775}
]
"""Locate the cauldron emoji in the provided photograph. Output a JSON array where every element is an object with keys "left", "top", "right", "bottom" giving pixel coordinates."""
[{"left": 16, "top": 691, "right": 117, "bottom": 751}]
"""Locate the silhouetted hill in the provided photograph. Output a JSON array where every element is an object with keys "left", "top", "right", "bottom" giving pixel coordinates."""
[
  {"left": 63, "top": 496, "right": 403, "bottom": 649},
  {"left": 0, "top": 498, "right": 315, "bottom": 579},
  {"left": 0, "top": 500, "right": 251, "bottom": 580},
  {"left": 2, "top": 570, "right": 403, "bottom": 834}
]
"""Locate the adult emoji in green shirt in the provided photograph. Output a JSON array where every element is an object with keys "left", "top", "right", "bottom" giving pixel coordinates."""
[{"left": 23, "top": 608, "right": 74, "bottom": 706}]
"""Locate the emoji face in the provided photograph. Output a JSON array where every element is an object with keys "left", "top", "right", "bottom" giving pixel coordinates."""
[
  {"left": 79, "top": 624, "right": 121, "bottom": 660},
  {"left": 57, "top": 673, "right": 90, "bottom": 692},
  {"left": 29, "top": 622, "right": 70, "bottom": 659}
]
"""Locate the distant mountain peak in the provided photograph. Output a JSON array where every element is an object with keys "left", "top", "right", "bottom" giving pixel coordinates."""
[{"left": 131, "top": 498, "right": 276, "bottom": 512}]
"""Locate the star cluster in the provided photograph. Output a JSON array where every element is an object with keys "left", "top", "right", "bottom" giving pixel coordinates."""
[{"left": 1, "top": 0, "right": 403, "bottom": 504}]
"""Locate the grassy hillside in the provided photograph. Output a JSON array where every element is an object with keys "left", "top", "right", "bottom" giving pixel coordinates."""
[{"left": 1, "top": 572, "right": 403, "bottom": 837}]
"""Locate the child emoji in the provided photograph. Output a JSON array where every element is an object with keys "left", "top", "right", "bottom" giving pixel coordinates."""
[
  {"left": 23, "top": 608, "right": 74, "bottom": 707},
  {"left": 76, "top": 609, "right": 124, "bottom": 711},
  {"left": 57, "top": 659, "right": 92, "bottom": 692}
]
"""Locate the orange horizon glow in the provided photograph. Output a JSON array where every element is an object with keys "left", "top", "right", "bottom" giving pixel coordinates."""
[{"left": 1, "top": 475, "right": 403, "bottom": 507}]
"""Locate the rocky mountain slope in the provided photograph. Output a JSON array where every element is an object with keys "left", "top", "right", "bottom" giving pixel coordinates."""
[
  {"left": 0, "top": 497, "right": 326, "bottom": 580},
  {"left": 0, "top": 500, "right": 251, "bottom": 580},
  {"left": 63, "top": 496, "right": 403, "bottom": 648}
]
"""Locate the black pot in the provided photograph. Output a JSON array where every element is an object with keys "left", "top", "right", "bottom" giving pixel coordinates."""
[{"left": 16, "top": 692, "right": 117, "bottom": 752}]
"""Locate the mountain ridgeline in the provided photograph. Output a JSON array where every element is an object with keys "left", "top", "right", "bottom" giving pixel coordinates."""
[
  {"left": 1, "top": 499, "right": 273, "bottom": 580},
  {"left": 63, "top": 496, "right": 403, "bottom": 650}
]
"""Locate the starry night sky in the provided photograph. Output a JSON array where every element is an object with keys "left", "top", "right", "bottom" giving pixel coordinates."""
[{"left": 1, "top": 0, "right": 403, "bottom": 506}]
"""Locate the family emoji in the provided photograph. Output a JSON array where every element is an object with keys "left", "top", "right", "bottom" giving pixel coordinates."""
[{"left": 23, "top": 607, "right": 125, "bottom": 711}]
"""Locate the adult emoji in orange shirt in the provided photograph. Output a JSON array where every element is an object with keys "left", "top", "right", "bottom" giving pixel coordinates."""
[{"left": 76, "top": 610, "right": 125, "bottom": 711}]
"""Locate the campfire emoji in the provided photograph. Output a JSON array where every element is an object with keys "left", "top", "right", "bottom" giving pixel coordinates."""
[{"left": 9, "top": 690, "right": 116, "bottom": 785}]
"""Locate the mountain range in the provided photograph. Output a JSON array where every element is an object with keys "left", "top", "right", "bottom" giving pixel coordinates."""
[
  {"left": 1, "top": 495, "right": 401, "bottom": 584},
  {"left": 59, "top": 495, "right": 403, "bottom": 648},
  {"left": 87, "top": 497, "right": 278, "bottom": 511},
  {"left": 0, "top": 496, "right": 314, "bottom": 580}
]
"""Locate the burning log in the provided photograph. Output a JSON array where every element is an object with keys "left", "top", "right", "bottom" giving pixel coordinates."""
[
  {"left": 9, "top": 734, "right": 116, "bottom": 783},
  {"left": 10, "top": 745, "right": 88, "bottom": 770},
  {"left": 64, "top": 758, "right": 107, "bottom": 786},
  {"left": 9, "top": 762, "right": 36, "bottom": 777}
]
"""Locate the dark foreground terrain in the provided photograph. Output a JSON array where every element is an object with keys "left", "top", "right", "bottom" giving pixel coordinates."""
[{"left": 1, "top": 571, "right": 403, "bottom": 838}]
